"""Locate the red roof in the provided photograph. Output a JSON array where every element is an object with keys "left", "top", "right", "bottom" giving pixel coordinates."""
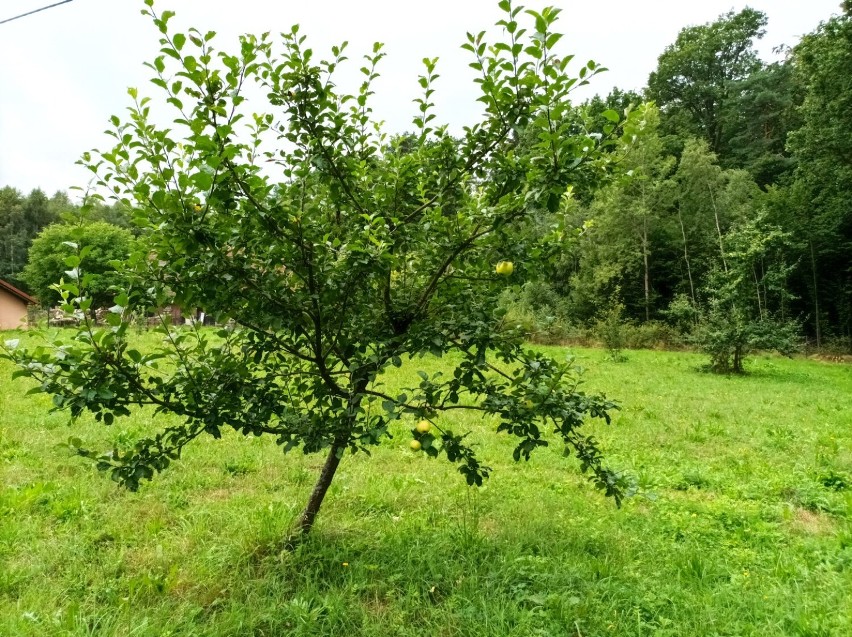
[{"left": 0, "top": 279, "right": 36, "bottom": 305}]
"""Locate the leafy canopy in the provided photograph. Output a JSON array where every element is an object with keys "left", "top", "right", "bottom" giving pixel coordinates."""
[
  {"left": 21, "top": 222, "right": 136, "bottom": 309},
  {"left": 647, "top": 8, "right": 767, "bottom": 155},
  {"left": 0, "top": 187, "right": 64, "bottom": 290},
  {"left": 4, "top": 0, "right": 641, "bottom": 534}
]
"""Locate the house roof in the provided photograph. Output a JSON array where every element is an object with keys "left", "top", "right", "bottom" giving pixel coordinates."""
[{"left": 0, "top": 279, "right": 36, "bottom": 305}]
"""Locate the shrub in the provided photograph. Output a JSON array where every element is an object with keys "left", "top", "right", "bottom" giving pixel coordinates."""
[{"left": 693, "top": 302, "right": 799, "bottom": 373}]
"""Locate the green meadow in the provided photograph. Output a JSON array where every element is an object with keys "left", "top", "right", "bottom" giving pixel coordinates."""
[{"left": 1, "top": 333, "right": 851, "bottom": 636}]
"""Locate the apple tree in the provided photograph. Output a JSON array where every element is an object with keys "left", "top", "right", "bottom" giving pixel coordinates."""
[{"left": 3, "top": 0, "right": 639, "bottom": 539}]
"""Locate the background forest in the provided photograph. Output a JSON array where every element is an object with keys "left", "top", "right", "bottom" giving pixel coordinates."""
[{"left": 3, "top": 3, "right": 850, "bottom": 357}]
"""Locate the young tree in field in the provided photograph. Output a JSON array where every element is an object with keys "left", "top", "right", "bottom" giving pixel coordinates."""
[
  {"left": 3, "top": 1, "right": 638, "bottom": 539},
  {"left": 694, "top": 210, "right": 799, "bottom": 373},
  {"left": 21, "top": 222, "right": 136, "bottom": 310}
]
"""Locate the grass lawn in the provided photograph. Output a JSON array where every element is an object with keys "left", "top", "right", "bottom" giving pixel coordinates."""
[{"left": 1, "top": 331, "right": 851, "bottom": 636}]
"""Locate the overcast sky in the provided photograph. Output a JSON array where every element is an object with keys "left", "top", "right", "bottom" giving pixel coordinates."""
[{"left": 0, "top": 0, "right": 843, "bottom": 196}]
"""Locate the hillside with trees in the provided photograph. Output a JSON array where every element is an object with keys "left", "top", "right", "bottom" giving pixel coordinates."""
[
  {"left": 512, "top": 3, "right": 852, "bottom": 356},
  {"left": 2, "top": 3, "right": 849, "bottom": 355}
]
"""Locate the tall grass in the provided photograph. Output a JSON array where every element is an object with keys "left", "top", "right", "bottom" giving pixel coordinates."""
[{"left": 1, "top": 331, "right": 850, "bottom": 636}]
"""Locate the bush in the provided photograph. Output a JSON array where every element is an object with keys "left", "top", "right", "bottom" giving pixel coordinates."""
[
  {"left": 692, "top": 303, "right": 800, "bottom": 373},
  {"left": 621, "top": 321, "right": 685, "bottom": 350},
  {"left": 594, "top": 298, "right": 627, "bottom": 361},
  {"left": 501, "top": 283, "right": 590, "bottom": 346},
  {"left": 21, "top": 222, "right": 135, "bottom": 310},
  {"left": 663, "top": 293, "right": 699, "bottom": 338}
]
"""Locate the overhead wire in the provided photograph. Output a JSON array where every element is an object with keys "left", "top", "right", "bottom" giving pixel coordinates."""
[{"left": 0, "top": 0, "right": 75, "bottom": 26}]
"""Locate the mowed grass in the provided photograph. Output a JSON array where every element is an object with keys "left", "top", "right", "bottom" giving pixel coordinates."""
[{"left": 1, "top": 331, "right": 851, "bottom": 636}]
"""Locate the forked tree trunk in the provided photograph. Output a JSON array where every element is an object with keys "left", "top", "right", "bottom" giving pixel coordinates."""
[
  {"left": 288, "top": 377, "right": 368, "bottom": 543},
  {"left": 752, "top": 265, "right": 764, "bottom": 320}
]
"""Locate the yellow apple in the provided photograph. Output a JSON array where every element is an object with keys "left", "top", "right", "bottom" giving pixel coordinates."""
[
  {"left": 416, "top": 420, "right": 431, "bottom": 434},
  {"left": 409, "top": 439, "right": 422, "bottom": 451},
  {"left": 495, "top": 260, "right": 514, "bottom": 276}
]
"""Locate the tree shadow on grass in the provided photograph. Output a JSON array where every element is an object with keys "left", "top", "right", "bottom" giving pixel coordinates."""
[
  {"left": 190, "top": 519, "right": 621, "bottom": 636},
  {"left": 738, "top": 365, "right": 817, "bottom": 385},
  {"left": 692, "top": 360, "right": 818, "bottom": 385}
]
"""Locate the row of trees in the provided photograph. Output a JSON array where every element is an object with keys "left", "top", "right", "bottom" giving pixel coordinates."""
[
  {"left": 0, "top": 188, "right": 67, "bottom": 289},
  {"left": 0, "top": 187, "right": 135, "bottom": 309},
  {"left": 6, "top": 5, "right": 850, "bottom": 354},
  {"left": 515, "top": 2, "right": 852, "bottom": 357}
]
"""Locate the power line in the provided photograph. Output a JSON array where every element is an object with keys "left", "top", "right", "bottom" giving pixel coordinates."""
[{"left": 0, "top": 0, "right": 75, "bottom": 26}]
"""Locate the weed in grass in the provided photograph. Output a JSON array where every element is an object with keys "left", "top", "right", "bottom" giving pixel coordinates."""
[
  {"left": 818, "top": 470, "right": 850, "bottom": 492},
  {"left": 674, "top": 469, "right": 713, "bottom": 491}
]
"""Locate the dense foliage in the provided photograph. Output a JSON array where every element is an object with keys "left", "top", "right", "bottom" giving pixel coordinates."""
[
  {"left": 0, "top": 186, "right": 133, "bottom": 295},
  {"left": 647, "top": 8, "right": 767, "bottom": 157},
  {"left": 785, "top": 3, "right": 852, "bottom": 348},
  {"left": 515, "top": 4, "right": 852, "bottom": 365},
  {"left": 21, "top": 222, "right": 136, "bottom": 310},
  {"left": 0, "top": 187, "right": 64, "bottom": 289}
]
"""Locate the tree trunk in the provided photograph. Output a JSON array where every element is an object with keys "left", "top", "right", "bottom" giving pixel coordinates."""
[
  {"left": 677, "top": 208, "right": 696, "bottom": 306},
  {"left": 760, "top": 258, "right": 771, "bottom": 318},
  {"left": 637, "top": 185, "right": 651, "bottom": 323},
  {"left": 290, "top": 442, "right": 345, "bottom": 541},
  {"left": 708, "top": 184, "right": 727, "bottom": 272},
  {"left": 287, "top": 371, "right": 369, "bottom": 544},
  {"left": 809, "top": 240, "right": 821, "bottom": 348},
  {"left": 642, "top": 219, "right": 650, "bottom": 322},
  {"left": 752, "top": 265, "right": 764, "bottom": 320}
]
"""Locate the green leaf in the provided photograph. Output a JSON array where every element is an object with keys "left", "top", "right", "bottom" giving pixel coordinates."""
[
  {"left": 601, "top": 109, "right": 620, "bottom": 123},
  {"left": 192, "top": 172, "right": 213, "bottom": 190}
]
